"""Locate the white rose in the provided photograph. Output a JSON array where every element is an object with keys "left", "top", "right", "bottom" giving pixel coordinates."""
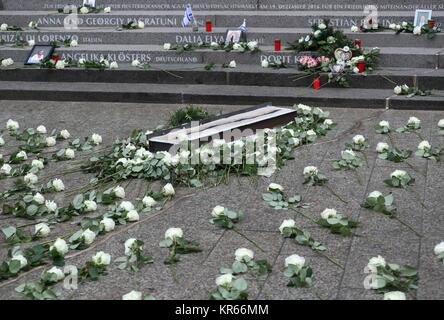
[
  {"left": 228, "top": 60, "right": 236, "bottom": 68},
  {"left": 142, "top": 196, "right": 156, "bottom": 207},
  {"left": 165, "top": 227, "right": 183, "bottom": 240},
  {"left": 279, "top": 219, "right": 295, "bottom": 233},
  {"left": 396, "top": 24, "right": 402, "bottom": 30},
  {"left": 24, "top": 173, "right": 38, "bottom": 185},
  {"left": 17, "top": 150, "right": 27, "bottom": 160},
  {"left": 45, "top": 200, "right": 58, "bottom": 213},
  {"left": 285, "top": 254, "right": 305, "bottom": 268},
  {"left": 51, "top": 238, "right": 68, "bottom": 255},
  {"left": 384, "top": 291, "right": 406, "bottom": 300},
  {"left": 247, "top": 41, "right": 258, "bottom": 50},
  {"left": 418, "top": 140, "right": 431, "bottom": 150},
  {"left": 368, "top": 191, "right": 382, "bottom": 199},
  {"left": 131, "top": 59, "right": 141, "bottom": 67},
  {"left": 318, "top": 23, "right": 326, "bottom": 30},
  {"left": 0, "top": 164, "right": 11, "bottom": 175},
  {"left": 434, "top": 242, "right": 444, "bottom": 255},
  {"left": 109, "top": 61, "right": 119, "bottom": 69},
  {"left": 52, "top": 178, "right": 65, "bottom": 192},
  {"left": 122, "top": 290, "right": 143, "bottom": 300},
  {"left": 376, "top": 142, "right": 390, "bottom": 153},
  {"left": 321, "top": 208, "right": 337, "bottom": 220},
  {"left": 34, "top": 223, "right": 50, "bottom": 237},
  {"left": 438, "top": 119, "right": 444, "bottom": 128},
  {"left": 261, "top": 59, "right": 269, "bottom": 68},
  {"left": 314, "top": 30, "right": 321, "bottom": 38},
  {"left": 104, "top": 7, "right": 111, "bottom": 13},
  {"left": 91, "top": 133, "right": 102, "bottom": 145},
  {"left": 78, "top": 58, "right": 86, "bottom": 65},
  {"left": 306, "top": 130, "right": 316, "bottom": 137},
  {"left": 11, "top": 254, "right": 28, "bottom": 268},
  {"left": 324, "top": 119, "right": 333, "bottom": 126},
  {"left": 389, "top": 23, "right": 396, "bottom": 30},
  {"left": 47, "top": 266, "right": 65, "bottom": 281},
  {"left": 65, "top": 148, "right": 75, "bottom": 159},
  {"left": 210, "top": 41, "right": 219, "bottom": 48},
  {"left": 342, "top": 149, "right": 356, "bottom": 158},
  {"left": 232, "top": 43, "right": 242, "bottom": 51},
  {"left": 79, "top": 6, "right": 89, "bottom": 14},
  {"left": 84, "top": 200, "right": 97, "bottom": 212},
  {"left": 0, "top": 136, "right": 4, "bottom": 146},
  {"left": 394, "top": 86, "right": 402, "bottom": 95},
  {"left": 215, "top": 273, "right": 233, "bottom": 287},
  {"left": 100, "top": 217, "right": 115, "bottom": 232},
  {"left": 351, "top": 25, "right": 359, "bottom": 32},
  {"left": 1, "top": 58, "right": 13, "bottom": 67},
  {"left": 70, "top": 39, "right": 78, "bottom": 47},
  {"left": 33, "top": 192, "right": 45, "bottom": 204},
  {"left": 0, "top": 23, "right": 8, "bottom": 31},
  {"left": 408, "top": 116, "right": 420, "bottom": 125},
  {"left": 138, "top": 21, "right": 145, "bottom": 29},
  {"left": 113, "top": 186, "right": 125, "bottom": 198},
  {"left": 46, "top": 136, "right": 56, "bottom": 146},
  {"left": 55, "top": 60, "right": 65, "bottom": 69},
  {"left": 379, "top": 120, "right": 390, "bottom": 128},
  {"left": 235, "top": 248, "right": 254, "bottom": 262},
  {"left": 36, "top": 125, "right": 47, "bottom": 134},
  {"left": 6, "top": 119, "right": 19, "bottom": 130},
  {"left": 268, "top": 183, "right": 283, "bottom": 192},
  {"left": 367, "top": 255, "right": 386, "bottom": 273},
  {"left": 413, "top": 26, "right": 422, "bottom": 35},
  {"left": 303, "top": 166, "right": 318, "bottom": 176},
  {"left": 31, "top": 159, "right": 44, "bottom": 170},
  {"left": 211, "top": 205, "right": 225, "bottom": 217},
  {"left": 352, "top": 134, "right": 365, "bottom": 144},
  {"left": 163, "top": 43, "right": 171, "bottom": 50},
  {"left": 126, "top": 210, "right": 139, "bottom": 222},
  {"left": 162, "top": 183, "right": 175, "bottom": 196},
  {"left": 124, "top": 238, "right": 139, "bottom": 256},
  {"left": 402, "top": 22, "right": 408, "bottom": 27},
  {"left": 60, "top": 129, "right": 70, "bottom": 139},
  {"left": 92, "top": 251, "right": 111, "bottom": 266},
  {"left": 391, "top": 170, "right": 407, "bottom": 179},
  {"left": 119, "top": 201, "right": 135, "bottom": 212}
]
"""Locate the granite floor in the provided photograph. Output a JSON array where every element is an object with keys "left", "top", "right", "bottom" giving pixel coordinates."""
[{"left": 0, "top": 100, "right": 443, "bottom": 300}]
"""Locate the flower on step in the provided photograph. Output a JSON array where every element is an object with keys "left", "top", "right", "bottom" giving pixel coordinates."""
[
  {"left": 34, "top": 223, "right": 50, "bottom": 237},
  {"left": 417, "top": 140, "right": 431, "bottom": 151},
  {"left": 352, "top": 134, "right": 366, "bottom": 146},
  {"left": 320, "top": 208, "right": 337, "bottom": 220},
  {"left": 46, "top": 136, "right": 56, "bottom": 146},
  {"left": 261, "top": 59, "right": 269, "bottom": 68},
  {"left": 79, "top": 6, "right": 89, "bottom": 14},
  {"left": 109, "top": 61, "right": 119, "bottom": 69},
  {"left": 65, "top": 148, "right": 75, "bottom": 159},
  {"left": 81, "top": 229, "right": 96, "bottom": 245},
  {"left": 113, "top": 185, "right": 125, "bottom": 198},
  {"left": 33, "top": 192, "right": 45, "bottom": 204},
  {"left": 0, "top": 23, "right": 8, "bottom": 31},
  {"left": 142, "top": 196, "right": 156, "bottom": 208},
  {"left": 50, "top": 238, "right": 69, "bottom": 256},
  {"left": 435, "top": 242, "right": 444, "bottom": 264},
  {"left": 131, "top": 59, "right": 141, "bottom": 67},
  {"left": 366, "top": 255, "right": 386, "bottom": 274},
  {"left": 126, "top": 210, "right": 140, "bottom": 222},
  {"left": 351, "top": 25, "right": 359, "bottom": 32},
  {"left": 234, "top": 248, "right": 254, "bottom": 263},
  {"left": 91, "top": 133, "right": 102, "bottom": 145},
  {"left": 104, "top": 7, "right": 112, "bottom": 13},
  {"left": 137, "top": 21, "right": 145, "bottom": 29},
  {"left": 36, "top": 125, "right": 47, "bottom": 134},
  {"left": 92, "top": 251, "right": 111, "bottom": 266},
  {"left": 232, "top": 43, "right": 243, "bottom": 51},
  {"left": 268, "top": 183, "right": 283, "bottom": 193},
  {"left": 162, "top": 183, "right": 175, "bottom": 196},
  {"left": 376, "top": 142, "right": 390, "bottom": 153},
  {"left": 247, "top": 41, "right": 258, "bottom": 51},
  {"left": 6, "top": 119, "right": 19, "bottom": 130},
  {"left": 165, "top": 227, "right": 183, "bottom": 240},
  {"left": 415, "top": 140, "right": 442, "bottom": 161},
  {"left": 375, "top": 120, "right": 390, "bottom": 134},
  {"left": 438, "top": 119, "right": 444, "bottom": 128},
  {"left": 384, "top": 291, "right": 406, "bottom": 300},
  {"left": 100, "top": 217, "right": 115, "bottom": 232},
  {"left": 46, "top": 266, "right": 65, "bottom": 282},
  {"left": 27, "top": 40, "right": 35, "bottom": 46},
  {"left": 52, "top": 178, "right": 65, "bottom": 192},
  {"left": 24, "top": 172, "right": 38, "bottom": 185},
  {"left": 31, "top": 159, "right": 44, "bottom": 170},
  {"left": 11, "top": 254, "right": 28, "bottom": 269},
  {"left": 0, "top": 164, "right": 11, "bottom": 175},
  {"left": 284, "top": 254, "right": 312, "bottom": 287},
  {"left": 279, "top": 219, "right": 295, "bottom": 234},
  {"left": 55, "top": 60, "right": 65, "bottom": 69},
  {"left": 84, "top": 200, "right": 97, "bottom": 212},
  {"left": 389, "top": 23, "right": 397, "bottom": 30},
  {"left": 70, "top": 39, "right": 78, "bottom": 47},
  {"left": 122, "top": 290, "right": 143, "bottom": 300},
  {"left": 229, "top": 60, "right": 236, "bottom": 68},
  {"left": 45, "top": 200, "right": 58, "bottom": 213},
  {"left": 303, "top": 165, "right": 318, "bottom": 177},
  {"left": 385, "top": 169, "right": 413, "bottom": 188},
  {"left": 0, "top": 136, "right": 4, "bottom": 146},
  {"left": 163, "top": 43, "right": 171, "bottom": 50},
  {"left": 413, "top": 26, "right": 422, "bottom": 35},
  {"left": 394, "top": 86, "right": 402, "bottom": 95}
]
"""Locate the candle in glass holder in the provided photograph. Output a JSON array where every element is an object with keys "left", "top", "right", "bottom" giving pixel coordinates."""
[
  {"left": 206, "top": 20, "right": 212, "bottom": 32},
  {"left": 354, "top": 39, "right": 362, "bottom": 49},
  {"left": 52, "top": 54, "right": 60, "bottom": 62},
  {"left": 357, "top": 61, "right": 366, "bottom": 73},
  {"left": 274, "top": 39, "right": 281, "bottom": 51},
  {"left": 313, "top": 77, "right": 321, "bottom": 90},
  {"left": 428, "top": 20, "right": 436, "bottom": 28}
]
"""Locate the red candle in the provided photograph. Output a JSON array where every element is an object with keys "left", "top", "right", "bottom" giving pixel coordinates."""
[
  {"left": 428, "top": 20, "right": 435, "bottom": 28},
  {"left": 313, "top": 77, "right": 321, "bottom": 90},
  {"left": 274, "top": 39, "right": 281, "bottom": 51},
  {"left": 205, "top": 20, "right": 212, "bottom": 32},
  {"left": 357, "top": 61, "right": 366, "bottom": 73},
  {"left": 354, "top": 39, "right": 361, "bottom": 49},
  {"left": 52, "top": 54, "right": 60, "bottom": 62}
]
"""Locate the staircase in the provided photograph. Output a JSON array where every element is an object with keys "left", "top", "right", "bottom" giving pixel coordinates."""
[{"left": 0, "top": 0, "right": 444, "bottom": 109}]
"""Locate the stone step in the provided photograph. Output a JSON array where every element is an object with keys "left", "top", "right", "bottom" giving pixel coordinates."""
[
  {"left": 1, "top": 64, "right": 443, "bottom": 90},
  {"left": 2, "top": 10, "right": 443, "bottom": 28},
  {"left": 2, "top": 0, "right": 444, "bottom": 11},
  {"left": 0, "top": 45, "right": 441, "bottom": 68},
  {"left": 1, "top": 27, "right": 444, "bottom": 48},
  {"left": 0, "top": 80, "right": 443, "bottom": 110}
]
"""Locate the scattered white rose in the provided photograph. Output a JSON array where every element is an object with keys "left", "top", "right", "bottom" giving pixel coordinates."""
[
  {"left": 70, "top": 39, "right": 78, "bottom": 47},
  {"left": 321, "top": 208, "right": 337, "bottom": 220},
  {"left": 36, "top": 125, "right": 47, "bottom": 134},
  {"left": 100, "top": 217, "right": 115, "bottom": 232},
  {"left": 437, "top": 119, "right": 444, "bottom": 128},
  {"left": 418, "top": 140, "right": 431, "bottom": 150},
  {"left": 34, "top": 223, "right": 50, "bottom": 237},
  {"left": 52, "top": 178, "right": 65, "bottom": 192},
  {"left": 279, "top": 219, "right": 295, "bottom": 233},
  {"left": 45, "top": 200, "right": 58, "bottom": 213},
  {"left": 60, "top": 129, "right": 70, "bottom": 139},
  {"left": 402, "top": 22, "right": 408, "bottom": 28},
  {"left": 24, "top": 173, "right": 38, "bottom": 185},
  {"left": 92, "top": 251, "right": 111, "bottom": 266},
  {"left": 31, "top": 159, "right": 44, "bottom": 170},
  {"left": 0, "top": 164, "right": 11, "bottom": 175},
  {"left": 11, "top": 254, "right": 28, "bottom": 269},
  {"left": 55, "top": 60, "right": 65, "bottom": 69},
  {"left": 119, "top": 201, "right": 135, "bottom": 212},
  {"left": 104, "top": 7, "right": 112, "bottom": 13},
  {"left": 84, "top": 200, "right": 97, "bottom": 212},
  {"left": 235, "top": 248, "right": 254, "bottom": 262},
  {"left": 163, "top": 43, "right": 171, "bottom": 50},
  {"left": 268, "top": 183, "right": 283, "bottom": 192},
  {"left": 1, "top": 58, "right": 14, "bottom": 67},
  {"left": 434, "top": 242, "right": 444, "bottom": 255},
  {"left": 408, "top": 116, "right": 421, "bottom": 125},
  {"left": 113, "top": 185, "right": 125, "bottom": 198},
  {"left": 91, "top": 133, "right": 102, "bottom": 145},
  {"left": 46, "top": 136, "right": 56, "bottom": 146},
  {"left": 17, "top": 150, "right": 27, "bottom": 160},
  {"left": 142, "top": 196, "right": 156, "bottom": 207},
  {"left": 313, "top": 30, "right": 321, "bottom": 38},
  {"left": 413, "top": 26, "right": 422, "bottom": 35},
  {"left": 285, "top": 254, "right": 305, "bottom": 269},
  {"left": 122, "top": 290, "right": 143, "bottom": 300},
  {"left": 376, "top": 142, "right": 390, "bottom": 153},
  {"left": 27, "top": 39, "right": 35, "bottom": 46},
  {"left": 0, "top": 23, "right": 8, "bottom": 31},
  {"left": 247, "top": 41, "right": 258, "bottom": 50},
  {"left": 47, "top": 266, "right": 65, "bottom": 281},
  {"left": 367, "top": 255, "right": 386, "bottom": 273},
  {"left": 109, "top": 61, "right": 119, "bottom": 69},
  {"left": 228, "top": 60, "right": 236, "bottom": 68},
  {"left": 0, "top": 136, "right": 4, "bottom": 146},
  {"left": 131, "top": 59, "right": 141, "bottom": 67},
  {"left": 352, "top": 134, "right": 365, "bottom": 144},
  {"left": 389, "top": 23, "right": 397, "bottom": 30},
  {"left": 126, "top": 210, "right": 139, "bottom": 222},
  {"left": 318, "top": 23, "right": 327, "bottom": 30},
  {"left": 50, "top": 238, "right": 69, "bottom": 256},
  {"left": 65, "top": 148, "right": 75, "bottom": 159},
  {"left": 79, "top": 6, "right": 89, "bottom": 14},
  {"left": 33, "top": 192, "right": 45, "bottom": 204},
  {"left": 124, "top": 238, "right": 139, "bottom": 256},
  {"left": 82, "top": 229, "right": 96, "bottom": 245},
  {"left": 342, "top": 149, "right": 356, "bottom": 157},
  {"left": 6, "top": 119, "right": 19, "bottom": 130},
  {"left": 138, "top": 21, "right": 145, "bottom": 29},
  {"left": 215, "top": 273, "right": 233, "bottom": 287},
  {"left": 306, "top": 130, "right": 317, "bottom": 137},
  {"left": 165, "top": 227, "right": 183, "bottom": 240},
  {"left": 394, "top": 86, "right": 402, "bottom": 95},
  {"left": 368, "top": 191, "right": 382, "bottom": 199},
  {"left": 324, "top": 119, "right": 333, "bottom": 126},
  {"left": 303, "top": 166, "right": 318, "bottom": 176},
  {"left": 211, "top": 205, "right": 225, "bottom": 217},
  {"left": 391, "top": 169, "right": 407, "bottom": 179},
  {"left": 163, "top": 183, "right": 175, "bottom": 196},
  {"left": 384, "top": 291, "right": 406, "bottom": 300},
  {"left": 261, "top": 59, "right": 269, "bottom": 68},
  {"left": 232, "top": 43, "right": 242, "bottom": 51},
  {"left": 379, "top": 120, "right": 390, "bottom": 128}
]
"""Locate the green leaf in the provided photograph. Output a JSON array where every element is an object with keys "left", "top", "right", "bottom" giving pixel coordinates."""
[{"left": 232, "top": 277, "right": 248, "bottom": 291}]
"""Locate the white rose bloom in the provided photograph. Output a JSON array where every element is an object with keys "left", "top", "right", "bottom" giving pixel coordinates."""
[
  {"left": 6, "top": 119, "right": 19, "bottom": 130},
  {"left": 31, "top": 159, "right": 44, "bottom": 170},
  {"left": 92, "top": 251, "right": 111, "bottom": 266},
  {"left": 34, "top": 223, "right": 50, "bottom": 237},
  {"left": 342, "top": 149, "right": 356, "bottom": 157},
  {"left": 119, "top": 201, "right": 135, "bottom": 212},
  {"left": 408, "top": 116, "right": 420, "bottom": 125},
  {"left": 17, "top": 150, "right": 27, "bottom": 160},
  {"left": 247, "top": 41, "right": 258, "bottom": 50},
  {"left": 79, "top": 6, "right": 89, "bottom": 14},
  {"left": 124, "top": 238, "right": 139, "bottom": 256},
  {"left": 70, "top": 39, "right": 78, "bottom": 47},
  {"left": 384, "top": 291, "right": 406, "bottom": 300},
  {"left": 318, "top": 23, "right": 326, "bottom": 30},
  {"left": 303, "top": 166, "right": 318, "bottom": 176},
  {"left": 434, "top": 242, "right": 444, "bottom": 255},
  {"left": 376, "top": 142, "right": 390, "bottom": 153},
  {"left": 47, "top": 266, "right": 65, "bottom": 281},
  {"left": 402, "top": 22, "right": 408, "bottom": 27},
  {"left": 122, "top": 290, "right": 143, "bottom": 300},
  {"left": 389, "top": 23, "right": 396, "bottom": 30},
  {"left": 33, "top": 192, "right": 45, "bottom": 204},
  {"left": 104, "top": 7, "right": 111, "bottom": 13},
  {"left": 268, "top": 183, "right": 284, "bottom": 192},
  {"left": 165, "top": 227, "right": 183, "bottom": 240},
  {"left": 65, "top": 148, "right": 75, "bottom": 159},
  {"left": 413, "top": 26, "right": 421, "bottom": 35},
  {"left": 228, "top": 60, "right": 236, "bottom": 68},
  {"left": 379, "top": 120, "right": 390, "bottom": 128},
  {"left": 391, "top": 170, "right": 407, "bottom": 179},
  {"left": 324, "top": 119, "right": 333, "bottom": 126},
  {"left": 55, "top": 60, "right": 65, "bottom": 69},
  {"left": 78, "top": 58, "right": 86, "bottom": 65},
  {"left": 126, "top": 210, "right": 139, "bottom": 222},
  {"left": 261, "top": 59, "right": 269, "bottom": 68},
  {"left": 46, "top": 136, "right": 56, "bottom": 146},
  {"left": 438, "top": 119, "right": 444, "bottom": 128},
  {"left": 0, "top": 164, "right": 11, "bottom": 175},
  {"left": 285, "top": 254, "right": 305, "bottom": 268},
  {"left": 396, "top": 24, "right": 402, "bottom": 30},
  {"left": 215, "top": 273, "right": 233, "bottom": 287},
  {"left": 235, "top": 248, "right": 254, "bottom": 262},
  {"left": 24, "top": 173, "right": 38, "bottom": 185},
  {"left": 91, "top": 133, "right": 102, "bottom": 145},
  {"left": 1, "top": 58, "right": 14, "bottom": 67},
  {"left": 0, "top": 136, "right": 4, "bottom": 146},
  {"left": 84, "top": 200, "right": 97, "bottom": 212},
  {"left": 50, "top": 238, "right": 69, "bottom": 255},
  {"left": 52, "top": 178, "right": 65, "bottom": 192},
  {"left": 279, "top": 219, "right": 295, "bottom": 233},
  {"left": 109, "top": 61, "right": 119, "bottom": 69},
  {"left": 314, "top": 30, "right": 321, "bottom": 38},
  {"left": 232, "top": 43, "right": 242, "bottom": 51},
  {"left": 100, "top": 217, "right": 115, "bottom": 232},
  {"left": 394, "top": 86, "right": 402, "bottom": 95},
  {"left": 321, "top": 208, "right": 337, "bottom": 220},
  {"left": 163, "top": 183, "right": 175, "bottom": 196},
  {"left": 211, "top": 205, "right": 225, "bottom": 217},
  {"left": 60, "top": 129, "right": 70, "bottom": 139},
  {"left": 368, "top": 190, "right": 382, "bottom": 199},
  {"left": 138, "top": 21, "right": 145, "bottom": 29},
  {"left": 418, "top": 140, "right": 431, "bottom": 150},
  {"left": 113, "top": 186, "right": 125, "bottom": 198},
  {"left": 0, "top": 23, "right": 8, "bottom": 31},
  {"left": 306, "top": 130, "right": 316, "bottom": 137},
  {"left": 142, "top": 196, "right": 156, "bottom": 207},
  {"left": 131, "top": 59, "right": 141, "bottom": 67},
  {"left": 353, "top": 134, "right": 365, "bottom": 144},
  {"left": 11, "top": 254, "right": 28, "bottom": 268},
  {"left": 367, "top": 255, "right": 386, "bottom": 273},
  {"left": 163, "top": 43, "right": 171, "bottom": 50},
  {"left": 36, "top": 125, "right": 47, "bottom": 134},
  {"left": 45, "top": 200, "right": 58, "bottom": 213}
]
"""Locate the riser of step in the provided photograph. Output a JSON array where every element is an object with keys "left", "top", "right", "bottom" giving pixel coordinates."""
[
  {"left": 2, "top": 29, "right": 444, "bottom": 48},
  {"left": 0, "top": 81, "right": 443, "bottom": 110},
  {"left": 2, "top": 0, "right": 444, "bottom": 11},
  {"left": 1, "top": 67, "right": 443, "bottom": 90},
  {"left": 1, "top": 11, "right": 442, "bottom": 29},
  {"left": 0, "top": 47, "right": 441, "bottom": 69}
]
